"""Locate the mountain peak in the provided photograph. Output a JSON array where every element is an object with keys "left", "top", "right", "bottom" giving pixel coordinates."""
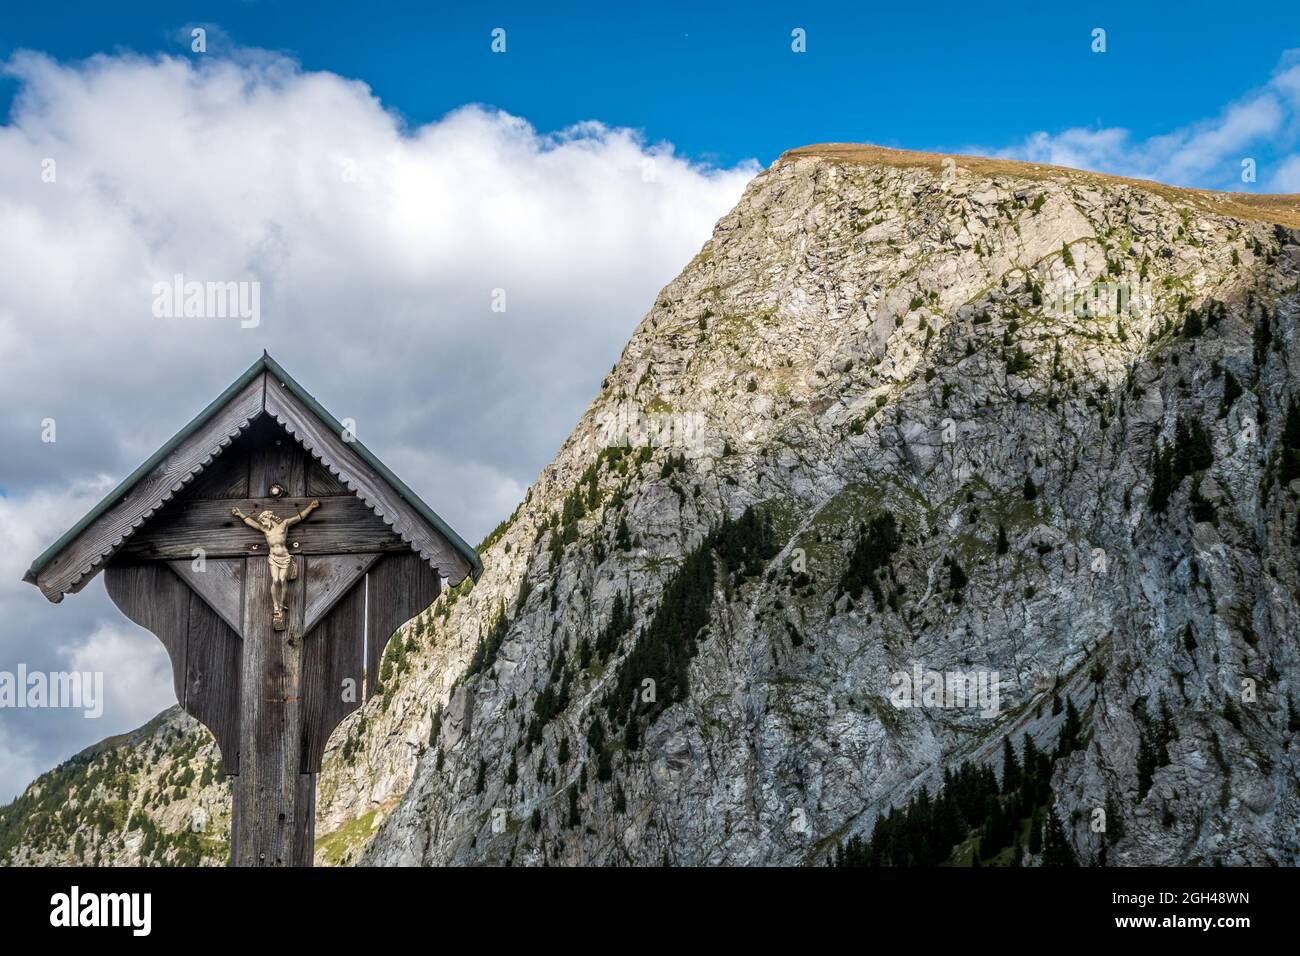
[{"left": 779, "top": 142, "right": 1300, "bottom": 228}]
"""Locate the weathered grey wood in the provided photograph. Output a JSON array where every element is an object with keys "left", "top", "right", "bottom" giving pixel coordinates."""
[
  {"left": 168, "top": 558, "right": 244, "bottom": 635},
  {"left": 184, "top": 588, "right": 243, "bottom": 775},
  {"left": 232, "top": 444, "right": 308, "bottom": 867},
  {"left": 35, "top": 373, "right": 266, "bottom": 602},
  {"left": 104, "top": 563, "right": 191, "bottom": 704},
  {"left": 264, "top": 382, "right": 473, "bottom": 584},
  {"left": 303, "top": 552, "right": 380, "bottom": 635},
  {"left": 365, "top": 551, "right": 440, "bottom": 697},
  {"left": 185, "top": 444, "right": 250, "bottom": 499},
  {"left": 118, "top": 496, "right": 407, "bottom": 561},
  {"left": 301, "top": 575, "right": 367, "bottom": 773},
  {"left": 294, "top": 773, "right": 316, "bottom": 866},
  {"left": 247, "top": 430, "right": 306, "bottom": 500},
  {"left": 306, "top": 457, "right": 349, "bottom": 497},
  {"left": 105, "top": 563, "right": 242, "bottom": 775}
]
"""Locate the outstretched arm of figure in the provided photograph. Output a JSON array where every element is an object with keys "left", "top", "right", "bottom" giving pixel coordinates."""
[
  {"left": 231, "top": 507, "right": 263, "bottom": 530},
  {"left": 286, "top": 499, "right": 320, "bottom": 527}
]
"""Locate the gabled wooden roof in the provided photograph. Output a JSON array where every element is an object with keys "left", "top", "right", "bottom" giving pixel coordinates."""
[{"left": 24, "top": 353, "right": 481, "bottom": 602}]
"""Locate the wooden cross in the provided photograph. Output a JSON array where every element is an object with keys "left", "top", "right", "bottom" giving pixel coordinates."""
[{"left": 24, "top": 354, "right": 481, "bottom": 866}]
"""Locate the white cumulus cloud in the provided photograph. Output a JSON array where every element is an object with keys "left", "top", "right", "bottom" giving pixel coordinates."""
[{"left": 0, "top": 48, "right": 757, "bottom": 799}]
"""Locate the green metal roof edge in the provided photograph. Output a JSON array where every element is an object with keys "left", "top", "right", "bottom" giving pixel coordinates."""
[
  {"left": 24, "top": 353, "right": 482, "bottom": 585},
  {"left": 260, "top": 353, "right": 482, "bottom": 580}
]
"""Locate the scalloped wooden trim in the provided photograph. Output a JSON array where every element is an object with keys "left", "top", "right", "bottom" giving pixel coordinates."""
[{"left": 34, "top": 374, "right": 268, "bottom": 602}]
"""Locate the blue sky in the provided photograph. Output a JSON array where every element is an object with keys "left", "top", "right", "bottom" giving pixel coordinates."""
[{"left": 3, "top": 0, "right": 1300, "bottom": 183}]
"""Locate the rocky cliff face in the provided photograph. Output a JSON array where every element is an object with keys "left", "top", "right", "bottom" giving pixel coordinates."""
[{"left": 7, "top": 145, "right": 1300, "bottom": 866}]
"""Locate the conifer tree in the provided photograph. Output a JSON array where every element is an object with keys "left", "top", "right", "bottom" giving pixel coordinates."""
[
  {"left": 566, "top": 784, "right": 580, "bottom": 828},
  {"left": 1020, "top": 733, "right": 1040, "bottom": 805},
  {"left": 610, "top": 507, "right": 778, "bottom": 723},
  {"left": 1056, "top": 697, "right": 1081, "bottom": 758},
  {"left": 1148, "top": 443, "right": 1174, "bottom": 513},
  {"left": 1042, "top": 807, "right": 1078, "bottom": 866},
  {"left": 1254, "top": 311, "right": 1274, "bottom": 365},
  {"left": 1222, "top": 697, "right": 1241, "bottom": 730},
  {"left": 1028, "top": 808, "right": 1044, "bottom": 855},
  {"left": 933, "top": 789, "right": 962, "bottom": 856},
  {"left": 1219, "top": 369, "right": 1242, "bottom": 417},
  {"left": 949, "top": 559, "right": 969, "bottom": 593},
  {"left": 837, "top": 511, "right": 902, "bottom": 607},
  {"left": 624, "top": 715, "right": 641, "bottom": 751},
  {"left": 1282, "top": 400, "right": 1300, "bottom": 484},
  {"left": 1001, "top": 735, "right": 1021, "bottom": 794},
  {"left": 1173, "top": 416, "right": 1213, "bottom": 479},
  {"left": 1158, "top": 695, "right": 1178, "bottom": 751},
  {"left": 587, "top": 715, "right": 606, "bottom": 753},
  {"left": 1104, "top": 791, "right": 1126, "bottom": 845},
  {"left": 981, "top": 794, "right": 1009, "bottom": 855},
  {"left": 1136, "top": 726, "right": 1158, "bottom": 800}
]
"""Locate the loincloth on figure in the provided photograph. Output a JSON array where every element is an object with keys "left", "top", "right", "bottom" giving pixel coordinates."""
[{"left": 267, "top": 550, "right": 298, "bottom": 581}]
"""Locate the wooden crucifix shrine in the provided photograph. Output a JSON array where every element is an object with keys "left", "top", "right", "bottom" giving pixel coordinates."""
[{"left": 24, "top": 354, "right": 482, "bottom": 866}]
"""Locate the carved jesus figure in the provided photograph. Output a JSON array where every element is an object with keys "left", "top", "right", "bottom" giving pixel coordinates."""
[{"left": 232, "top": 500, "right": 320, "bottom": 631}]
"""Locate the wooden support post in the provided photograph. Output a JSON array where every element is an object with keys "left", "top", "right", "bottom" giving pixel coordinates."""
[
  {"left": 294, "top": 773, "right": 317, "bottom": 867},
  {"left": 232, "top": 439, "right": 312, "bottom": 866}
]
